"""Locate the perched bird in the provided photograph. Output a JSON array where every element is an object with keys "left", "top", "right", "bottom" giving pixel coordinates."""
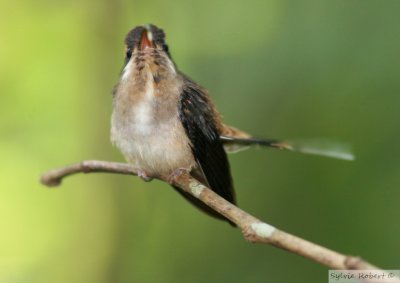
[
  {"left": 110, "top": 24, "right": 244, "bottom": 224},
  {"left": 111, "top": 24, "right": 353, "bottom": 224}
]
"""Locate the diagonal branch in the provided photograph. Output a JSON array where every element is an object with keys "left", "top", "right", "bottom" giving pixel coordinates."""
[{"left": 41, "top": 160, "right": 399, "bottom": 281}]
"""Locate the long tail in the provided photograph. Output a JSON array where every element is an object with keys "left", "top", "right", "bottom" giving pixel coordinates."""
[{"left": 220, "top": 136, "right": 355, "bottom": 161}]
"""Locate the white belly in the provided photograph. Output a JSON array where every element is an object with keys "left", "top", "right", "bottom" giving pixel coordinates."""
[{"left": 111, "top": 86, "right": 194, "bottom": 176}]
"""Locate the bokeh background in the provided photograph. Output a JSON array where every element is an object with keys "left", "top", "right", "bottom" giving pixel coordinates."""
[{"left": 1, "top": 0, "right": 399, "bottom": 282}]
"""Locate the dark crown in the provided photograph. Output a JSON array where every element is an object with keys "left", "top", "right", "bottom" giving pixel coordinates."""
[{"left": 125, "top": 24, "right": 166, "bottom": 49}]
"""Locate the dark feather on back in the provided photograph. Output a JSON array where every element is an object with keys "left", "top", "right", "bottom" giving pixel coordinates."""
[{"left": 178, "top": 83, "right": 236, "bottom": 205}]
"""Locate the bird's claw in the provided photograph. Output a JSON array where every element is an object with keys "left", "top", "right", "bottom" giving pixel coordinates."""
[
  {"left": 168, "top": 168, "right": 189, "bottom": 184},
  {"left": 137, "top": 170, "right": 153, "bottom": 182}
]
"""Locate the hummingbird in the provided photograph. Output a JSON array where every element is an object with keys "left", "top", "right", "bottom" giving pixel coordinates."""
[{"left": 111, "top": 24, "right": 354, "bottom": 225}]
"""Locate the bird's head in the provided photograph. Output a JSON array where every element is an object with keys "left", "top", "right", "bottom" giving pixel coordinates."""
[
  {"left": 121, "top": 24, "right": 176, "bottom": 82},
  {"left": 125, "top": 24, "right": 170, "bottom": 56}
]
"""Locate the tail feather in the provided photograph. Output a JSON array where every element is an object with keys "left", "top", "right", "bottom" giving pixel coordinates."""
[{"left": 221, "top": 135, "right": 355, "bottom": 161}]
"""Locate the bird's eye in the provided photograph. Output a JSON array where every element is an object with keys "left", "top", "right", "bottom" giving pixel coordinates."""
[
  {"left": 126, "top": 48, "right": 132, "bottom": 59},
  {"left": 162, "top": 43, "right": 169, "bottom": 53}
]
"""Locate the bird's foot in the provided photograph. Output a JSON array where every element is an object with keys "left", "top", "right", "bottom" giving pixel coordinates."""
[
  {"left": 168, "top": 168, "right": 190, "bottom": 184},
  {"left": 137, "top": 170, "right": 153, "bottom": 182}
]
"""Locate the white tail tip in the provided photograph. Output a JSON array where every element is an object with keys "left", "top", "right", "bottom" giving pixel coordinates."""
[{"left": 288, "top": 139, "right": 355, "bottom": 161}]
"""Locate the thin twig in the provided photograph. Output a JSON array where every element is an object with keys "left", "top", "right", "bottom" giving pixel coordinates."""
[{"left": 41, "top": 160, "right": 399, "bottom": 281}]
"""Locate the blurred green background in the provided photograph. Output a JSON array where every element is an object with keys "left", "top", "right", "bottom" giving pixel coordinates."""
[{"left": 1, "top": 0, "right": 399, "bottom": 282}]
